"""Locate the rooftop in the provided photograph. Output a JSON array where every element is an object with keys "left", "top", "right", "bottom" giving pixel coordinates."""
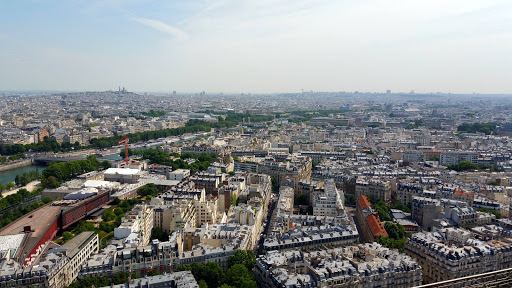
[
  {"left": 357, "top": 195, "right": 372, "bottom": 209},
  {"left": 104, "top": 168, "right": 140, "bottom": 175}
]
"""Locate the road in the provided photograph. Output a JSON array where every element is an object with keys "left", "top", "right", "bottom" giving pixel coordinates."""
[{"left": 257, "top": 190, "right": 278, "bottom": 255}]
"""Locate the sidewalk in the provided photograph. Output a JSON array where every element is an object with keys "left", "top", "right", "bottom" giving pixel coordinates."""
[{"left": 1, "top": 180, "right": 41, "bottom": 198}]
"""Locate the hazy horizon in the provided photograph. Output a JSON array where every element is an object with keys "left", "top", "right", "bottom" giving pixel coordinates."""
[{"left": 1, "top": 0, "right": 511, "bottom": 94}]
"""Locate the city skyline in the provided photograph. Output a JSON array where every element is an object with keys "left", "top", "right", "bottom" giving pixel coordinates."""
[{"left": 1, "top": 0, "right": 511, "bottom": 94}]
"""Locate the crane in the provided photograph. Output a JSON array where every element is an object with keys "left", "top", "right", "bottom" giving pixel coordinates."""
[{"left": 118, "top": 134, "right": 129, "bottom": 165}]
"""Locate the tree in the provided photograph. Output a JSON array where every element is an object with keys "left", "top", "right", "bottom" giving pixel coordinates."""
[
  {"left": 101, "top": 160, "right": 112, "bottom": 169},
  {"left": 6, "top": 182, "right": 15, "bottom": 190},
  {"left": 232, "top": 194, "right": 237, "bottom": 207},
  {"left": 62, "top": 231, "right": 73, "bottom": 242},
  {"left": 200, "top": 262, "right": 224, "bottom": 288},
  {"left": 138, "top": 183, "right": 161, "bottom": 197},
  {"left": 391, "top": 200, "right": 411, "bottom": 213},
  {"left": 229, "top": 250, "right": 256, "bottom": 271},
  {"left": 112, "top": 272, "right": 130, "bottom": 284},
  {"left": 47, "top": 176, "right": 59, "bottom": 188},
  {"left": 151, "top": 227, "right": 169, "bottom": 242},
  {"left": 477, "top": 208, "right": 502, "bottom": 219},
  {"left": 102, "top": 208, "right": 116, "bottom": 222},
  {"left": 371, "top": 198, "right": 391, "bottom": 221},
  {"left": 223, "top": 264, "right": 257, "bottom": 288},
  {"left": 271, "top": 177, "right": 278, "bottom": 192},
  {"left": 294, "top": 194, "right": 308, "bottom": 206},
  {"left": 384, "top": 222, "right": 405, "bottom": 240},
  {"left": 447, "top": 161, "right": 478, "bottom": 172},
  {"left": 177, "top": 262, "right": 224, "bottom": 288},
  {"left": 114, "top": 207, "right": 125, "bottom": 216},
  {"left": 198, "top": 280, "right": 208, "bottom": 288}
]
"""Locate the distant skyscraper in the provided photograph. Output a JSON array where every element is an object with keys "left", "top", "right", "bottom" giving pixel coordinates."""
[
  {"left": 173, "top": 91, "right": 176, "bottom": 95},
  {"left": 386, "top": 90, "right": 391, "bottom": 94}
]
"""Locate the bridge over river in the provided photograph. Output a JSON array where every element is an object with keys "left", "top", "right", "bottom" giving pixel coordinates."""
[{"left": 33, "top": 155, "right": 89, "bottom": 165}]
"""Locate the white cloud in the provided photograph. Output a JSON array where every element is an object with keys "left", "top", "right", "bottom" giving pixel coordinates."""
[{"left": 133, "top": 17, "right": 189, "bottom": 40}]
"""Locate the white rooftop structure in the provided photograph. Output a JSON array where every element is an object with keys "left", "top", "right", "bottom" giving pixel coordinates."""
[
  {"left": 0, "top": 234, "right": 25, "bottom": 258},
  {"left": 83, "top": 180, "right": 119, "bottom": 189},
  {"left": 104, "top": 168, "right": 140, "bottom": 175}
]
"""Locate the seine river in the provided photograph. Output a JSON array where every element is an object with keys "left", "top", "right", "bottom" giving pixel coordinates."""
[{"left": 0, "top": 165, "right": 46, "bottom": 185}]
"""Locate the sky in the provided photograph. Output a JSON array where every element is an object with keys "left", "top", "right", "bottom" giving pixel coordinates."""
[{"left": 0, "top": 0, "right": 511, "bottom": 94}]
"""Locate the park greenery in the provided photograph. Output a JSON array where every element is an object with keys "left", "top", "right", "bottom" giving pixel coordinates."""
[
  {"left": 457, "top": 122, "right": 497, "bottom": 135},
  {"left": 176, "top": 250, "right": 258, "bottom": 288},
  {"left": 137, "top": 183, "right": 165, "bottom": 198},
  {"left": 376, "top": 222, "right": 408, "bottom": 253},
  {"left": 477, "top": 208, "right": 502, "bottom": 219},
  {"left": 141, "top": 109, "right": 167, "bottom": 117},
  {"left": 367, "top": 196, "right": 411, "bottom": 219},
  {"left": 128, "top": 148, "right": 216, "bottom": 173},
  {"left": 66, "top": 271, "right": 140, "bottom": 288},
  {"left": 41, "top": 155, "right": 100, "bottom": 188},
  {"left": 445, "top": 161, "right": 486, "bottom": 172},
  {"left": 406, "top": 119, "right": 424, "bottom": 129},
  {"left": 228, "top": 250, "right": 256, "bottom": 271},
  {"left": 0, "top": 138, "right": 81, "bottom": 156},
  {"left": 14, "top": 169, "right": 41, "bottom": 186},
  {"left": 366, "top": 196, "right": 392, "bottom": 221}
]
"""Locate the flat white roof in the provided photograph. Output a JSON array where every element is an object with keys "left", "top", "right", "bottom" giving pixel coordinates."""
[
  {"left": 0, "top": 234, "right": 25, "bottom": 252},
  {"left": 84, "top": 180, "right": 118, "bottom": 188},
  {"left": 170, "top": 169, "right": 190, "bottom": 174},
  {"left": 105, "top": 168, "right": 140, "bottom": 175}
]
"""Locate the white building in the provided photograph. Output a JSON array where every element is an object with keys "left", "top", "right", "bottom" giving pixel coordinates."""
[
  {"left": 312, "top": 179, "right": 344, "bottom": 217},
  {"left": 168, "top": 169, "right": 190, "bottom": 181},
  {"left": 114, "top": 204, "right": 154, "bottom": 246},
  {"left": 104, "top": 168, "right": 142, "bottom": 184}
]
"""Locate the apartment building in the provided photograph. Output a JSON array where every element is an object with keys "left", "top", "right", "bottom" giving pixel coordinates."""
[
  {"left": 440, "top": 151, "right": 478, "bottom": 166},
  {"left": 405, "top": 228, "right": 512, "bottom": 284},
  {"left": 312, "top": 179, "right": 344, "bottom": 217},
  {"left": 114, "top": 204, "right": 154, "bottom": 246},
  {"left": 256, "top": 243, "right": 422, "bottom": 288},
  {"left": 355, "top": 177, "right": 392, "bottom": 203}
]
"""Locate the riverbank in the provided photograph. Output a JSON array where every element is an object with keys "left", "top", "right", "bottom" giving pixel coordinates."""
[
  {"left": 0, "top": 158, "right": 33, "bottom": 172},
  {"left": 1, "top": 180, "right": 41, "bottom": 198}
]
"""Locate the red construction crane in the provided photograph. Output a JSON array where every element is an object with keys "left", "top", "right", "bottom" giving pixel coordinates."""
[{"left": 118, "top": 134, "right": 129, "bottom": 165}]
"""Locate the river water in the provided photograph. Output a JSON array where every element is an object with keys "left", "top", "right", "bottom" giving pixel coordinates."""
[{"left": 0, "top": 165, "right": 46, "bottom": 185}]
